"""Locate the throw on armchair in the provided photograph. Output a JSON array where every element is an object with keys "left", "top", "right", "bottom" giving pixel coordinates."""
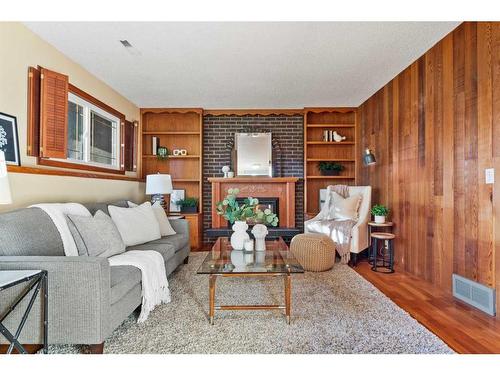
[{"left": 304, "top": 186, "right": 371, "bottom": 265}]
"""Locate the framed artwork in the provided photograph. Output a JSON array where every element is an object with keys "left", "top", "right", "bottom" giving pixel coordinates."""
[
  {"left": 0, "top": 113, "right": 20, "bottom": 166},
  {"left": 170, "top": 189, "right": 185, "bottom": 212}
]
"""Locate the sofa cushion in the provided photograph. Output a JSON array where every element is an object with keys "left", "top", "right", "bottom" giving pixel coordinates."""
[
  {"left": 109, "top": 202, "right": 161, "bottom": 246},
  {"left": 126, "top": 241, "right": 177, "bottom": 262},
  {"left": 67, "top": 210, "right": 126, "bottom": 258},
  {"left": 151, "top": 234, "right": 189, "bottom": 252},
  {"left": 0, "top": 207, "right": 64, "bottom": 256},
  {"left": 83, "top": 200, "right": 129, "bottom": 216},
  {"left": 110, "top": 265, "right": 142, "bottom": 305},
  {"left": 128, "top": 201, "right": 176, "bottom": 236}
]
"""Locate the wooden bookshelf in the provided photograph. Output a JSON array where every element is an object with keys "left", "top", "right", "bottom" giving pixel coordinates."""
[
  {"left": 304, "top": 107, "right": 357, "bottom": 214},
  {"left": 140, "top": 108, "right": 203, "bottom": 248}
]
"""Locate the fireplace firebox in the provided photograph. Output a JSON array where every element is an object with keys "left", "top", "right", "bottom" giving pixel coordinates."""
[{"left": 228, "top": 197, "right": 279, "bottom": 228}]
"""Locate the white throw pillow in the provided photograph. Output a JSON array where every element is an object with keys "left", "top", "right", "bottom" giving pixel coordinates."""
[
  {"left": 128, "top": 201, "right": 176, "bottom": 236},
  {"left": 108, "top": 202, "right": 161, "bottom": 246},
  {"left": 327, "top": 192, "right": 362, "bottom": 220}
]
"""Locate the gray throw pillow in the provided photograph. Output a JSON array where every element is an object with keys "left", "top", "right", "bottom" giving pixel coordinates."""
[{"left": 67, "top": 210, "right": 126, "bottom": 257}]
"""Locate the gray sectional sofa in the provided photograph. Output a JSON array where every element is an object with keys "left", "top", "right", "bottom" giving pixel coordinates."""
[{"left": 0, "top": 201, "right": 190, "bottom": 352}]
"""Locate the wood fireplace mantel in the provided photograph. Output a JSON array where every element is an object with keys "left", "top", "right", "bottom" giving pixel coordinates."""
[{"left": 208, "top": 177, "right": 299, "bottom": 229}]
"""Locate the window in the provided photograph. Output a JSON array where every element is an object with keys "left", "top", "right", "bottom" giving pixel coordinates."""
[
  {"left": 66, "top": 92, "right": 121, "bottom": 169},
  {"left": 28, "top": 67, "right": 135, "bottom": 175}
]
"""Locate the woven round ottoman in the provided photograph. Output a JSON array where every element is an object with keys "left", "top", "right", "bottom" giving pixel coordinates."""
[{"left": 290, "top": 233, "right": 336, "bottom": 272}]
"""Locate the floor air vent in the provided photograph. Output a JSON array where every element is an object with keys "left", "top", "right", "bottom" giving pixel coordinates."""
[{"left": 452, "top": 274, "right": 496, "bottom": 316}]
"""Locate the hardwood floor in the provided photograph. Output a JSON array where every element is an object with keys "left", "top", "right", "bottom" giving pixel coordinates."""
[{"left": 353, "top": 260, "right": 500, "bottom": 354}]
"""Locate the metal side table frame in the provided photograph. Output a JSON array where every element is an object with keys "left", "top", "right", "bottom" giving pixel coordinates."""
[
  {"left": 367, "top": 221, "right": 394, "bottom": 264},
  {"left": 0, "top": 270, "right": 48, "bottom": 354}
]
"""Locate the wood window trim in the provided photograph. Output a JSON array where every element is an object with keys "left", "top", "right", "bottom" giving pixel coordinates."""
[
  {"left": 69, "top": 84, "right": 125, "bottom": 121},
  {"left": 27, "top": 67, "right": 40, "bottom": 157},
  {"left": 7, "top": 165, "right": 140, "bottom": 182},
  {"left": 38, "top": 157, "right": 126, "bottom": 175},
  {"left": 38, "top": 82, "right": 127, "bottom": 175}
]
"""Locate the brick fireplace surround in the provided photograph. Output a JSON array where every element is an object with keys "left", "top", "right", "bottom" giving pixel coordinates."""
[{"left": 202, "top": 114, "right": 304, "bottom": 243}]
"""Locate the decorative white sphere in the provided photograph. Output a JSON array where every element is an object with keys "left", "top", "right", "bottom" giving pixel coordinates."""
[{"left": 222, "top": 165, "right": 230, "bottom": 173}]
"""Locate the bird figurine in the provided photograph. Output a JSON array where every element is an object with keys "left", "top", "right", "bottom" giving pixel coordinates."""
[{"left": 332, "top": 131, "right": 346, "bottom": 142}]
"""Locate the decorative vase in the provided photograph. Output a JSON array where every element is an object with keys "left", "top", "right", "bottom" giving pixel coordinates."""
[
  {"left": 230, "top": 220, "right": 250, "bottom": 250},
  {"left": 251, "top": 223, "right": 268, "bottom": 251},
  {"left": 230, "top": 250, "right": 246, "bottom": 272},
  {"left": 374, "top": 215, "right": 386, "bottom": 224},
  {"left": 255, "top": 251, "right": 265, "bottom": 265}
]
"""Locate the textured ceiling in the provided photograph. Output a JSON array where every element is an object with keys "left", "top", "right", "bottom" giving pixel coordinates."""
[{"left": 25, "top": 22, "right": 460, "bottom": 108}]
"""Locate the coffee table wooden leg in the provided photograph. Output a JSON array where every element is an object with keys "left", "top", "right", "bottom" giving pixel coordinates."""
[
  {"left": 209, "top": 275, "right": 216, "bottom": 325},
  {"left": 284, "top": 274, "right": 291, "bottom": 324}
]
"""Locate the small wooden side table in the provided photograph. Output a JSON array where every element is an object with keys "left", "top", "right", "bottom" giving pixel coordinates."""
[{"left": 367, "top": 221, "right": 394, "bottom": 263}]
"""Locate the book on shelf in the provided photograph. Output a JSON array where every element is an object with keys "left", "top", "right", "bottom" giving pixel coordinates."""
[{"left": 152, "top": 136, "right": 159, "bottom": 155}]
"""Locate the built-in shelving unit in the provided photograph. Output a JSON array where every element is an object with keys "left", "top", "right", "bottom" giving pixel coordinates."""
[
  {"left": 304, "top": 107, "right": 357, "bottom": 215},
  {"left": 140, "top": 108, "right": 204, "bottom": 250}
]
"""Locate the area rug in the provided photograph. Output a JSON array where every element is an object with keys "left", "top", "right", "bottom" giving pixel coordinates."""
[{"left": 48, "top": 252, "right": 453, "bottom": 354}]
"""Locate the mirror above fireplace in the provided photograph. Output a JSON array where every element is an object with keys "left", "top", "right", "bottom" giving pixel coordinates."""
[{"left": 235, "top": 133, "right": 272, "bottom": 177}]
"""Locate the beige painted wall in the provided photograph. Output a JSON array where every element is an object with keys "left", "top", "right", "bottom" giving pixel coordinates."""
[{"left": 0, "top": 22, "right": 145, "bottom": 211}]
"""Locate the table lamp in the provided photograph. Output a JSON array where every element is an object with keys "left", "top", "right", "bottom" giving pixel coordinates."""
[
  {"left": 0, "top": 150, "right": 12, "bottom": 205},
  {"left": 145, "top": 173, "right": 172, "bottom": 209}
]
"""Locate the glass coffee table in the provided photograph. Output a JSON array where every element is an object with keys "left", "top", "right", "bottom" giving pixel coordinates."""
[{"left": 197, "top": 237, "right": 304, "bottom": 325}]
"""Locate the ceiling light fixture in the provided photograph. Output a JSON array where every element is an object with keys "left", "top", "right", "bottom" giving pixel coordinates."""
[{"left": 119, "top": 40, "right": 141, "bottom": 56}]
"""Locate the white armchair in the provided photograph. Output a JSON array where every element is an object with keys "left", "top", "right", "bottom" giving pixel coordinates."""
[{"left": 304, "top": 186, "right": 372, "bottom": 264}]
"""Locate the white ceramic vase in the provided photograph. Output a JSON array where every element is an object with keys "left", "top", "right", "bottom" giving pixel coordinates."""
[
  {"left": 374, "top": 215, "right": 386, "bottom": 224},
  {"left": 251, "top": 223, "right": 268, "bottom": 251},
  {"left": 230, "top": 220, "right": 250, "bottom": 250},
  {"left": 230, "top": 250, "right": 245, "bottom": 272}
]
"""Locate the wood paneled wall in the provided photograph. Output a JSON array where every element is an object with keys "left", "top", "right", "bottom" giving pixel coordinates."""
[{"left": 357, "top": 22, "right": 500, "bottom": 312}]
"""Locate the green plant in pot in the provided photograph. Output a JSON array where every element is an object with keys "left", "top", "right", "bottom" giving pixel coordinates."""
[
  {"left": 175, "top": 197, "right": 198, "bottom": 213},
  {"left": 371, "top": 204, "right": 389, "bottom": 224},
  {"left": 156, "top": 146, "right": 169, "bottom": 160},
  {"left": 215, "top": 188, "right": 278, "bottom": 226},
  {"left": 318, "top": 161, "right": 344, "bottom": 176},
  {"left": 215, "top": 188, "right": 279, "bottom": 250}
]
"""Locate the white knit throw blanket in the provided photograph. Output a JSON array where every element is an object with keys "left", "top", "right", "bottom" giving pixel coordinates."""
[
  {"left": 320, "top": 185, "right": 356, "bottom": 264},
  {"left": 109, "top": 250, "right": 171, "bottom": 323},
  {"left": 30, "top": 203, "right": 91, "bottom": 256}
]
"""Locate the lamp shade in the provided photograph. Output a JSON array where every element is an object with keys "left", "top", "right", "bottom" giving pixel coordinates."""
[
  {"left": 145, "top": 174, "right": 173, "bottom": 195},
  {"left": 363, "top": 148, "right": 376, "bottom": 166},
  {"left": 0, "top": 150, "right": 12, "bottom": 204}
]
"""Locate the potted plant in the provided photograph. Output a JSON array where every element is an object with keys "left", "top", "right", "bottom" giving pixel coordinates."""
[
  {"left": 318, "top": 161, "right": 344, "bottom": 176},
  {"left": 215, "top": 188, "right": 278, "bottom": 250},
  {"left": 371, "top": 204, "right": 389, "bottom": 224},
  {"left": 157, "top": 146, "right": 169, "bottom": 160},
  {"left": 175, "top": 197, "right": 198, "bottom": 213}
]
